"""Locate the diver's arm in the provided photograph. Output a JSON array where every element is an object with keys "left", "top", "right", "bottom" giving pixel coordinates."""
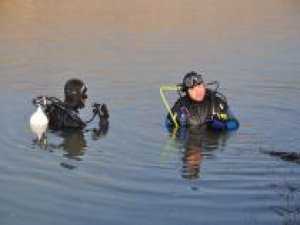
[
  {"left": 94, "top": 103, "right": 109, "bottom": 125},
  {"left": 91, "top": 104, "right": 109, "bottom": 140}
]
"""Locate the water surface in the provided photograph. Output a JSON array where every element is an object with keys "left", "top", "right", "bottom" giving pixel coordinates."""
[{"left": 0, "top": 0, "right": 300, "bottom": 224}]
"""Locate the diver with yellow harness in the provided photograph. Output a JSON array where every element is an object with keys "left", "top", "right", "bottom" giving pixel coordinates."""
[{"left": 160, "top": 71, "right": 239, "bottom": 131}]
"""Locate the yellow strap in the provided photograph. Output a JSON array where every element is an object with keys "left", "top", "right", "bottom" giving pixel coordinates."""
[{"left": 159, "top": 85, "right": 181, "bottom": 128}]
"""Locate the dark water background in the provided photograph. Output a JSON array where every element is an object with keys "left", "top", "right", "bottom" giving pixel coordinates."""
[{"left": 0, "top": 0, "right": 300, "bottom": 224}]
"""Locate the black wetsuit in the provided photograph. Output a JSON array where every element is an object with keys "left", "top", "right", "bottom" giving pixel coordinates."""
[
  {"left": 44, "top": 99, "right": 85, "bottom": 130},
  {"left": 167, "top": 90, "right": 239, "bottom": 130}
]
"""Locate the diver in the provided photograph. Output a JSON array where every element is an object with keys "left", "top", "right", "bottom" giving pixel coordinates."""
[
  {"left": 161, "top": 71, "right": 238, "bottom": 179},
  {"left": 32, "top": 78, "right": 109, "bottom": 137},
  {"left": 165, "top": 71, "right": 239, "bottom": 131}
]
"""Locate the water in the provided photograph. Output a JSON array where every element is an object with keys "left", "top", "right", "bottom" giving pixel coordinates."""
[{"left": 0, "top": 0, "right": 300, "bottom": 224}]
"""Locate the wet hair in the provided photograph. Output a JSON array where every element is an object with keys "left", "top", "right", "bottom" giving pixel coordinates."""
[{"left": 64, "top": 78, "right": 87, "bottom": 110}]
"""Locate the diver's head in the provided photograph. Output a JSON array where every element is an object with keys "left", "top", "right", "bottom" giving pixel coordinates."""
[
  {"left": 182, "top": 71, "right": 206, "bottom": 102},
  {"left": 64, "top": 78, "right": 88, "bottom": 110}
]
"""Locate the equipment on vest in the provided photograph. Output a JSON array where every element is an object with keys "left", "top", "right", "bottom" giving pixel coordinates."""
[
  {"left": 32, "top": 96, "right": 108, "bottom": 127},
  {"left": 30, "top": 100, "right": 49, "bottom": 142}
]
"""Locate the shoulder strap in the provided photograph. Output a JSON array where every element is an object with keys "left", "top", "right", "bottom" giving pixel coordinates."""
[{"left": 47, "top": 97, "right": 85, "bottom": 126}]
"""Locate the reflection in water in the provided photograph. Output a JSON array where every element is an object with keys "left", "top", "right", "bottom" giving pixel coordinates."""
[
  {"left": 32, "top": 123, "right": 109, "bottom": 170},
  {"left": 165, "top": 127, "right": 231, "bottom": 180},
  {"left": 60, "top": 129, "right": 87, "bottom": 159},
  {"left": 261, "top": 147, "right": 300, "bottom": 225},
  {"left": 261, "top": 148, "right": 300, "bottom": 165},
  {"left": 271, "top": 180, "right": 300, "bottom": 225},
  {"left": 59, "top": 125, "right": 109, "bottom": 169},
  {"left": 58, "top": 129, "right": 86, "bottom": 170},
  {"left": 31, "top": 138, "right": 48, "bottom": 150},
  {"left": 181, "top": 145, "right": 203, "bottom": 180},
  {"left": 91, "top": 120, "right": 110, "bottom": 141}
]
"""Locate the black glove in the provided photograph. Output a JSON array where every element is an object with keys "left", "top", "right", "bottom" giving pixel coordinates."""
[
  {"left": 92, "top": 102, "right": 109, "bottom": 121},
  {"left": 99, "top": 104, "right": 109, "bottom": 119}
]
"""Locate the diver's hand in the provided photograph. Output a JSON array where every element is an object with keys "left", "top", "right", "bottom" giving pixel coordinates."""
[
  {"left": 32, "top": 95, "right": 48, "bottom": 106},
  {"left": 207, "top": 118, "right": 226, "bottom": 130},
  {"left": 100, "top": 104, "right": 109, "bottom": 119},
  {"left": 206, "top": 113, "right": 239, "bottom": 131},
  {"left": 92, "top": 103, "right": 109, "bottom": 119}
]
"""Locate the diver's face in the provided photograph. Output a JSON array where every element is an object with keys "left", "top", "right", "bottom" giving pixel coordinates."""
[{"left": 187, "top": 83, "right": 206, "bottom": 102}]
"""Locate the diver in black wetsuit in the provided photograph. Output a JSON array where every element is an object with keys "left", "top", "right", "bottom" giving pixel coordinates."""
[
  {"left": 166, "top": 71, "right": 239, "bottom": 130},
  {"left": 33, "top": 78, "right": 109, "bottom": 135}
]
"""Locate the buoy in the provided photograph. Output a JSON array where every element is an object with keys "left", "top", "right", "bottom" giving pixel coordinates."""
[{"left": 30, "top": 105, "right": 49, "bottom": 141}]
